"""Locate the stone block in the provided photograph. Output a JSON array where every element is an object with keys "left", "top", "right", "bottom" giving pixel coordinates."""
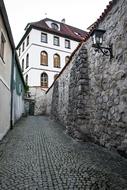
[{"left": 121, "top": 113, "right": 127, "bottom": 123}]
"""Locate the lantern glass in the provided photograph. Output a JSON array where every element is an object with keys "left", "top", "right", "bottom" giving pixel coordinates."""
[
  {"left": 96, "top": 36, "right": 101, "bottom": 45},
  {"left": 91, "top": 29, "right": 106, "bottom": 46}
]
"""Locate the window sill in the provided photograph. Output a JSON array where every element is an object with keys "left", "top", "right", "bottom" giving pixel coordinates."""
[
  {"left": 40, "top": 64, "right": 48, "bottom": 66},
  {"left": 41, "top": 41, "right": 48, "bottom": 43},
  {"left": 41, "top": 86, "right": 48, "bottom": 88},
  {"left": 54, "top": 44, "right": 60, "bottom": 46}
]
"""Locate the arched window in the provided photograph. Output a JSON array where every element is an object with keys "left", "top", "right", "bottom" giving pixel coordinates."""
[
  {"left": 22, "top": 59, "right": 24, "bottom": 72},
  {"left": 53, "top": 54, "right": 60, "bottom": 68},
  {"left": 26, "top": 53, "right": 29, "bottom": 68},
  {"left": 41, "top": 73, "right": 48, "bottom": 88},
  {"left": 65, "top": 56, "right": 70, "bottom": 64},
  {"left": 54, "top": 74, "right": 59, "bottom": 80},
  {"left": 40, "top": 51, "right": 48, "bottom": 66},
  {"left": 26, "top": 74, "right": 28, "bottom": 85}
]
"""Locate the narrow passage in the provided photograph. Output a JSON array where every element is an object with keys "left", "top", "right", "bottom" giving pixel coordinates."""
[{"left": 0, "top": 116, "right": 127, "bottom": 190}]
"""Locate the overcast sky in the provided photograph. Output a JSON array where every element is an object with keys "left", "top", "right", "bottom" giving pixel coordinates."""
[{"left": 4, "top": 0, "right": 110, "bottom": 45}]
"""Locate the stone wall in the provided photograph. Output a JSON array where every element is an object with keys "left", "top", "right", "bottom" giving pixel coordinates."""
[
  {"left": 46, "top": 86, "right": 53, "bottom": 115},
  {"left": 46, "top": 53, "right": 75, "bottom": 125},
  {"left": 66, "top": 46, "right": 91, "bottom": 140},
  {"left": 46, "top": 0, "right": 127, "bottom": 155},
  {"left": 27, "top": 87, "right": 47, "bottom": 115},
  {"left": 85, "top": 0, "right": 127, "bottom": 154}
]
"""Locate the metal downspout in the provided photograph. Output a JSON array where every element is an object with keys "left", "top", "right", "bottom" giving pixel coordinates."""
[{"left": 10, "top": 50, "right": 15, "bottom": 129}]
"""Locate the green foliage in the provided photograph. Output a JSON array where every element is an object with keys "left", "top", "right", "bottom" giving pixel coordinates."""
[{"left": 24, "top": 84, "right": 29, "bottom": 93}]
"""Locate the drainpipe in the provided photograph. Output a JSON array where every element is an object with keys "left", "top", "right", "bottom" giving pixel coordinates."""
[{"left": 10, "top": 50, "right": 15, "bottom": 129}]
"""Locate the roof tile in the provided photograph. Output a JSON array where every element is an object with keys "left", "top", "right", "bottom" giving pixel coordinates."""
[{"left": 28, "top": 18, "right": 88, "bottom": 41}]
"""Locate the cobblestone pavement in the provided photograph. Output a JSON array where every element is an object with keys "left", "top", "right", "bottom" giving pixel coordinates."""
[{"left": 0, "top": 116, "right": 127, "bottom": 190}]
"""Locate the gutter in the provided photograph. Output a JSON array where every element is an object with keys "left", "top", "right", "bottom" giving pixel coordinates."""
[{"left": 10, "top": 50, "right": 15, "bottom": 129}]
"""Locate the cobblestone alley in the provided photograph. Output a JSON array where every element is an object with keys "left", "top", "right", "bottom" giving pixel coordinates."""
[{"left": 0, "top": 116, "right": 127, "bottom": 190}]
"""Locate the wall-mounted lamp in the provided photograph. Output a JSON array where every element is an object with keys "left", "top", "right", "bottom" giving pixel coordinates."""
[{"left": 90, "top": 29, "right": 113, "bottom": 59}]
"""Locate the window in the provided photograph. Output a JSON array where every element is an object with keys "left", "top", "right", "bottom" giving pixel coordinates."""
[
  {"left": 53, "top": 54, "right": 60, "bottom": 68},
  {"left": 26, "top": 53, "right": 29, "bottom": 68},
  {"left": 0, "top": 32, "right": 6, "bottom": 59},
  {"left": 65, "top": 56, "right": 70, "bottom": 64},
  {"left": 22, "top": 59, "right": 24, "bottom": 72},
  {"left": 54, "top": 74, "right": 58, "bottom": 80},
  {"left": 54, "top": 36, "right": 59, "bottom": 46},
  {"left": 26, "top": 74, "right": 28, "bottom": 85},
  {"left": 26, "top": 36, "right": 29, "bottom": 46},
  {"left": 41, "top": 73, "right": 48, "bottom": 88},
  {"left": 19, "top": 48, "right": 21, "bottom": 56},
  {"left": 65, "top": 39, "right": 70, "bottom": 49},
  {"left": 41, "top": 33, "right": 47, "bottom": 43},
  {"left": 40, "top": 51, "right": 48, "bottom": 66},
  {"left": 22, "top": 42, "right": 25, "bottom": 52},
  {"left": 51, "top": 23, "right": 59, "bottom": 30}
]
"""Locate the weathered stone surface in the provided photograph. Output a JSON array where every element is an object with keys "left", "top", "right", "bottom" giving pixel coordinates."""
[{"left": 45, "top": 0, "right": 127, "bottom": 156}]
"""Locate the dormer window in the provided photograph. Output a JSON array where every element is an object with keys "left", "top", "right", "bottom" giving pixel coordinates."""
[{"left": 51, "top": 23, "right": 59, "bottom": 30}]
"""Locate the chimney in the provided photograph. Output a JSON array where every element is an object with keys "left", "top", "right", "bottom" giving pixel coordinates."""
[{"left": 61, "top": 18, "right": 65, "bottom": 24}]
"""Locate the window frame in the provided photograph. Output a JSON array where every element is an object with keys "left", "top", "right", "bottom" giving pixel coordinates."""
[
  {"left": 65, "top": 39, "right": 70, "bottom": 49},
  {"left": 25, "top": 74, "right": 28, "bottom": 85},
  {"left": 53, "top": 54, "right": 60, "bottom": 68},
  {"left": 26, "top": 53, "right": 29, "bottom": 68},
  {"left": 41, "top": 72, "right": 48, "bottom": 88},
  {"left": 41, "top": 33, "right": 47, "bottom": 43},
  {"left": 53, "top": 36, "right": 59, "bottom": 46},
  {"left": 0, "top": 32, "right": 6, "bottom": 60},
  {"left": 22, "top": 59, "right": 24, "bottom": 72},
  {"left": 22, "top": 42, "right": 25, "bottom": 52},
  {"left": 26, "top": 35, "right": 29, "bottom": 46},
  {"left": 51, "top": 23, "right": 59, "bottom": 30},
  {"left": 40, "top": 51, "right": 48, "bottom": 66},
  {"left": 65, "top": 56, "right": 70, "bottom": 64}
]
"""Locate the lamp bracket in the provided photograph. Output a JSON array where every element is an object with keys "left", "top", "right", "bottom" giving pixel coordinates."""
[{"left": 92, "top": 44, "right": 113, "bottom": 59}]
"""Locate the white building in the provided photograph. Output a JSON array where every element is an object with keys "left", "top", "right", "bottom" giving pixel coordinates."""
[
  {"left": 16, "top": 18, "right": 87, "bottom": 115},
  {"left": 17, "top": 18, "right": 87, "bottom": 92}
]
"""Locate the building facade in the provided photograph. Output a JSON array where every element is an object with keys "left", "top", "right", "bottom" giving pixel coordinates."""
[
  {"left": 0, "top": 0, "right": 25, "bottom": 140},
  {"left": 0, "top": 9, "right": 12, "bottom": 139},
  {"left": 16, "top": 18, "right": 87, "bottom": 95},
  {"left": 16, "top": 18, "right": 87, "bottom": 115},
  {"left": 11, "top": 54, "right": 25, "bottom": 125}
]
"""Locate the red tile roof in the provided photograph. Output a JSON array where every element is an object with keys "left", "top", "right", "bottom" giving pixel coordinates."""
[{"left": 26, "top": 18, "right": 88, "bottom": 41}]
